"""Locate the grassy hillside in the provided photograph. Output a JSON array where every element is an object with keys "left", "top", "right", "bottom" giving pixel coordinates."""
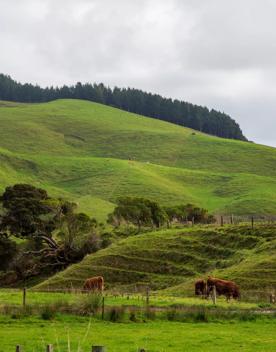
[
  {"left": 0, "top": 99, "right": 276, "bottom": 219},
  {"left": 36, "top": 224, "right": 276, "bottom": 294}
]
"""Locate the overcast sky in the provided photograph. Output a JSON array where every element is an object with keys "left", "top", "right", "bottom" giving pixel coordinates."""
[{"left": 1, "top": 0, "right": 276, "bottom": 147}]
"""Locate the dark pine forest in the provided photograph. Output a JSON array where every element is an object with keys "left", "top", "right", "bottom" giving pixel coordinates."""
[{"left": 0, "top": 74, "right": 246, "bottom": 141}]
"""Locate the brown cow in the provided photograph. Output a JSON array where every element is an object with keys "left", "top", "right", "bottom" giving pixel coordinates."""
[
  {"left": 195, "top": 279, "right": 207, "bottom": 297},
  {"left": 83, "top": 276, "right": 104, "bottom": 293},
  {"left": 207, "top": 276, "right": 240, "bottom": 301}
]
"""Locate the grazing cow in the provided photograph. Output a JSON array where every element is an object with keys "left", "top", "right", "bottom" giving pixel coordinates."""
[
  {"left": 195, "top": 279, "right": 207, "bottom": 297},
  {"left": 83, "top": 276, "right": 104, "bottom": 293},
  {"left": 207, "top": 276, "right": 240, "bottom": 301}
]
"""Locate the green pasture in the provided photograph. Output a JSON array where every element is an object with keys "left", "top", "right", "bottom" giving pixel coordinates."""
[
  {"left": 0, "top": 99, "right": 276, "bottom": 220},
  {"left": 37, "top": 225, "right": 276, "bottom": 294},
  {"left": 0, "top": 314, "right": 275, "bottom": 352}
]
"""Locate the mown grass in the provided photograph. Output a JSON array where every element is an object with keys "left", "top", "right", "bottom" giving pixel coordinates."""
[
  {"left": 0, "top": 99, "right": 276, "bottom": 220},
  {"left": 35, "top": 225, "right": 276, "bottom": 294},
  {"left": 0, "top": 314, "right": 275, "bottom": 352}
]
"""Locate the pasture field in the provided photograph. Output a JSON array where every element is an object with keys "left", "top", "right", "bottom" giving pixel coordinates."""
[
  {"left": 37, "top": 225, "right": 276, "bottom": 295},
  {"left": 0, "top": 314, "right": 275, "bottom": 352},
  {"left": 0, "top": 99, "right": 276, "bottom": 219}
]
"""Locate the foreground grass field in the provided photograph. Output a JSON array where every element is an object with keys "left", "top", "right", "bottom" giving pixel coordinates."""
[
  {"left": 1, "top": 99, "right": 276, "bottom": 219},
  {"left": 0, "top": 315, "right": 275, "bottom": 352}
]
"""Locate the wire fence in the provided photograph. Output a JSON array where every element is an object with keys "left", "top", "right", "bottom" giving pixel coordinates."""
[
  {"left": 1, "top": 286, "right": 275, "bottom": 309},
  {"left": 213, "top": 214, "right": 276, "bottom": 227}
]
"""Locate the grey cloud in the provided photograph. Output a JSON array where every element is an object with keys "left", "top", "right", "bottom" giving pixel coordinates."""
[{"left": 0, "top": 0, "right": 275, "bottom": 146}]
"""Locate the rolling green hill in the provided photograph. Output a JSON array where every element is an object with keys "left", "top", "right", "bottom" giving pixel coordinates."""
[
  {"left": 0, "top": 99, "right": 276, "bottom": 220},
  {"left": 36, "top": 224, "right": 276, "bottom": 294}
]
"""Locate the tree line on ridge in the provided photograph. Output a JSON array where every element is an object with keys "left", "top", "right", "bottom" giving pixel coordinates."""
[{"left": 0, "top": 74, "right": 247, "bottom": 141}]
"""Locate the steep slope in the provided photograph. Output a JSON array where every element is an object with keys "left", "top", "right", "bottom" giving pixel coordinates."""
[
  {"left": 0, "top": 99, "right": 276, "bottom": 219},
  {"left": 36, "top": 225, "right": 276, "bottom": 293}
]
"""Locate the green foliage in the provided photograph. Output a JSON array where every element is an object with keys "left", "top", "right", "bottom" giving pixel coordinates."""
[
  {"left": 0, "top": 184, "right": 105, "bottom": 282},
  {"left": 40, "top": 305, "right": 56, "bottom": 320},
  {"left": 0, "top": 236, "right": 16, "bottom": 270},
  {"left": 106, "top": 306, "right": 126, "bottom": 322},
  {"left": 77, "top": 293, "right": 102, "bottom": 315},
  {"left": 165, "top": 203, "right": 215, "bottom": 224},
  {"left": 108, "top": 197, "right": 168, "bottom": 229},
  {"left": 0, "top": 184, "right": 54, "bottom": 240}
]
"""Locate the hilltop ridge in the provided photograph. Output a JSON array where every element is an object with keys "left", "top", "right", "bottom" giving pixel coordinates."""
[{"left": 0, "top": 73, "right": 246, "bottom": 140}]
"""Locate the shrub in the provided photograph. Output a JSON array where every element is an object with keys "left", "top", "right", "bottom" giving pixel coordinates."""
[
  {"left": 194, "top": 310, "right": 209, "bottom": 322},
  {"left": 129, "top": 310, "right": 137, "bottom": 322},
  {"left": 77, "top": 293, "right": 102, "bottom": 315},
  {"left": 106, "top": 306, "right": 126, "bottom": 322},
  {"left": 166, "top": 309, "right": 177, "bottom": 321},
  {"left": 41, "top": 305, "right": 56, "bottom": 320},
  {"left": 144, "top": 308, "right": 156, "bottom": 320}
]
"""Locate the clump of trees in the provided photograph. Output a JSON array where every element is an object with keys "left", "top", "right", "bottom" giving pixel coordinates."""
[
  {"left": 108, "top": 197, "right": 215, "bottom": 230},
  {"left": 108, "top": 197, "right": 168, "bottom": 230},
  {"left": 0, "top": 74, "right": 246, "bottom": 141},
  {"left": 0, "top": 184, "right": 106, "bottom": 283},
  {"left": 165, "top": 203, "right": 215, "bottom": 225},
  {"left": 0, "top": 185, "right": 215, "bottom": 285}
]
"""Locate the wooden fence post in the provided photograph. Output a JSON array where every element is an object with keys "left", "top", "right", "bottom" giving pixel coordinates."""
[
  {"left": 251, "top": 216, "right": 254, "bottom": 229},
  {"left": 101, "top": 296, "right": 105, "bottom": 320},
  {"left": 23, "top": 288, "right": 26, "bottom": 308},
  {"left": 16, "top": 345, "right": 22, "bottom": 352},
  {"left": 46, "top": 345, "right": 53, "bottom": 352},
  {"left": 220, "top": 216, "right": 224, "bottom": 227},
  {"left": 211, "top": 285, "right": 217, "bottom": 305},
  {"left": 146, "top": 287, "right": 150, "bottom": 306},
  {"left": 92, "top": 347, "right": 106, "bottom": 352},
  {"left": 231, "top": 214, "right": 233, "bottom": 225},
  {"left": 192, "top": 217, "right": 195, "bottom": 226},
  {"left": 270, "top": 294, "right": 275, "bottom": 304}
]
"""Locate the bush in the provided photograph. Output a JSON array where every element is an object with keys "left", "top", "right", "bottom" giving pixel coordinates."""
[
  {"left": 129, "top": 310, "right": 137, "bottom": 322},
  {"left": 238, "top": 312, "right": 257, "bottom": 322},
  {"left": 166, "top": 309, "right": 178, "bottom": 321},
  {"left": 144, "top": 307, "right": 156, "bottom": 320},
  {"left": 106, "top": 306, "right": 126, "bottom": 322},
  {"left": 77, "top": 293, "right": 102, "bottom": 315},
  {"left": 41, "top": 305, "right": 56, "bottom": 320},
  {"left": 194, "top": 309, "right": 209, "bottom": 322}
]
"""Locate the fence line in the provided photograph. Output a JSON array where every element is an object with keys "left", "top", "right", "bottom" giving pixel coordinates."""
[
  {"left": 15, "top": 346, "right": 109, "bottom": 352},
  {"left": 15, "top": 346, "right": 148, "bottom": 352},
  {"left": 11, "top": 285, "right": 276, "bottom": 310},
  {"left": 213, "top": 214, "right": 276, "bottom": 227}
]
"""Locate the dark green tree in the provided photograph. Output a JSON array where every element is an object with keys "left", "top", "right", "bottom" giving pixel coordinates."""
[{"left": 108, "top": 197, "right": 168, "bottom": 230}]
